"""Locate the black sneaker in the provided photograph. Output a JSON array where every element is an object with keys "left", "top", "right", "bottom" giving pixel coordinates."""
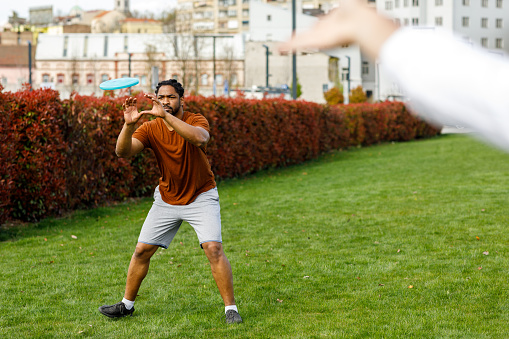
[
  {"left": 98, "top": 302, "right": 134, "bottom": 318},
  {"left": 224, "top": 309, "right": 243, "bottom": 324}
]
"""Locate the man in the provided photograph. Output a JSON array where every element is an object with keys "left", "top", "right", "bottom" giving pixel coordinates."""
[
  {"left": 280, "top": 0, "right": 509, "bottom": 152},
  {"left": 98, "top": 79, "right": 242, "bottom": 324}
]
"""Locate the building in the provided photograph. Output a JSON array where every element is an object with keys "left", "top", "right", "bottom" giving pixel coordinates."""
[
  {"left": 114, "top": 0, "right": 131, "bottom": 15},
  {"left": 377, "top": 0, "right": 509, "bottom": 55},
  {"left": 246, "top": 1, "right": 375, "bottom": 103},
  {"left": 34, "top": 33, "right": 245, "bottom": 98},
  {"left": 0, "top": 43, "right": 35, "bottom": 92},
  {"left": 91, "top": 11, "right": 127, "bottom": 33},
  {"left": 175, "top": 0, "right": 344, "bottom": 35},
  {"left": 120, "top": 18, "right": 164, "bottom": 34},
  {"left": 29, "top": 6, "right": 53, "bottom": 27},
  {"left": 375, "top": 0, "right": 509, "bottom": 100}
]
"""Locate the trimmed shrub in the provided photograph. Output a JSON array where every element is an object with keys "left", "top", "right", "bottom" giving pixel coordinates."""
[
  {"left": 349, "top": 86, "right": 368, "bottom": 104},
  {"left": 0, "top": 87, "right": 440, "bottom": 223},
  {"left": 324, "top": 87, "right": 344, "bottom": 105}
]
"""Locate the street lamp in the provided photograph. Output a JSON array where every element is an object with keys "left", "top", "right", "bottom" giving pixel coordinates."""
[
  {"left": 345, "top": 55, "right": 351, "bottom": 104},
  {"left": 292, "top": 0, "right": 297, "bottom": 100},
  {"left": 262, "top": 44, "right": 270, "bottom": 88},
  {"left": 195, "top": 34, "right": 234, "bottom": 96},
  {"left": 28, "top": 41, "right": 32, "bottom": 90}
]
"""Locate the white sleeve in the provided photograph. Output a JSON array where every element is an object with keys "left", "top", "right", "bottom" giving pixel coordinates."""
[{"left": 379, "top": 28, "right": 509, "bottom": 151}]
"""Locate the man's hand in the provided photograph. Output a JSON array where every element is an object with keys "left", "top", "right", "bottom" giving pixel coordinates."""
[
  {"left": 140, "top": 93, "right": 167, "bottom": 118},
  {"left": 123, "top": 97, "right": 144, "bottom": 126}
]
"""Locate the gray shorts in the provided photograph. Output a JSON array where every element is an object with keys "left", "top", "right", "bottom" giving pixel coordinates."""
[{"left": 138, "top": 186, "right": 222, "bottom": 249}]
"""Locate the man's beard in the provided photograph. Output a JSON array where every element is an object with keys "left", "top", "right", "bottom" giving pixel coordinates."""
[{"left": 164, "top": 100, "right": 180, "bottom": 116}]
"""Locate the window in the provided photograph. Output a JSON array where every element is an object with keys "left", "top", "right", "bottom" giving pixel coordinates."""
[
  {"left": 63, "top": 36, "right": 68, "bottom": 57},
  {"left": 72, "top": 74, "right": 79, "bottom": 85},
  {"left": 57, "top": 74, "right": 64, "bottom": 84},
  {"left": 412, "top": 0, "right": 419, "bottom": 6},
  {"left": 228, "top": 9, "right": 237, "bottom": 17},
  {"left": 267, "top": 15, "right": 271, "bottom": 21},
  {"left": 1, "top": 77, "right": 7, "bottom": 86},
  {"left": 395, "top": 0, "right": 400, "bottom": 7},
  {"left": 231, "top": 73, "right": 238, "bottom": 85},
  {"left": 215, "top": 74, "right": 223, "bottom": 85},
  {"left": 496, "top": 38, "right": 503, "bottom": 48},
  {"left": 201, "top": 74, "right": 208, "bottom": 86},
  {"left": 404, "top": 18, "right": 409, "bottom": 26},
  {"left": 496, "top": 18, "right": 503, "bottom": 28},
  {"left": 482, "top": 0, "right": 488, "bottom": 7},
  {"left": 101, "top": 74, "right": 109, "bottom": 82},
  {"left": 242, "top": 9, "right": 249, "bottom": 17},
  {"left": 435, "top": 0, "right": 443, "bottom": 5},
  {"left": 385, "top": 1, "right": 393, "bottom": 9},
  {"left": 121, "top": 74, "right": 128, "bottom": 78},
  {"left": 42, "top": 74, "right": 50, "bottom": 83},
  {"left": 172, "top": 74, "right": 178, "bottom": 81},
  {"left": 404, "top": 0, "right": 408, "bottom": 6},
  {"left": 395, "top": 18, "right": 401, "bottom": 25},
  {"left": 83, "top": 36, "right": 88, "bottom": 57},
  {"left": 462, "top": 0, "right": 470, "bottom": 5},
  {"left": 412, "top": 18, "right": 419, "bottom": 25},
  {"left": 87, "top": 74, "right": 94, "bottom": 84},
  {"left": 435, "top": 17, "right": 443, "bottom": 26},
  {"left": 124, "top": 36, "right": 128, "bottom": 52},
  {"left": 362, "top": 61, "right": 369, "bottom": 75},
  {"left": 496, "top": 0, "right": 502, "bottom": 7},
  {"left": 242, "top": 20, "right": 249, "bottom": 26},
  {"left": 141, "top": 75, "right": 147, "bottom": 85},
  {"left": 462, "top": 17, "right": 469, "bottom": 27},
  {"left": 481, "top": 18, "right": 488, "bottom": 28},
  {"left": 481, "top": 37, "right": 488, "bottom": 47}
]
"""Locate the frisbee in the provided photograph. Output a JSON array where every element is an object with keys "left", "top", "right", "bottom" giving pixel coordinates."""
[{"left": 100, "top": 77, "right": 139, "bottom": 90}]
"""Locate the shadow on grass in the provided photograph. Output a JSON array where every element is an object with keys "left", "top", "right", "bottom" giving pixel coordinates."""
[{"left": 0, "top": 197, "right": 149, "bottom": 242}]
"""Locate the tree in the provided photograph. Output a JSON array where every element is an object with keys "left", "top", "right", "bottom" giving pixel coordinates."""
[
  {"left": 290, "top": 77, "right": 303, "bottom": 98},
  {"left": 324, "top": 86, "right": 344, "bottom": 105},
  {"left": 218, "top": 43, "right": 238, "bottom": 96},
  {"left": 349, "top": 85, "right": 367, "bottom": 103}
]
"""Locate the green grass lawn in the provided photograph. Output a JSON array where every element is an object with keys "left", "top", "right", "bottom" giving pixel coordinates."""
[{"left": 1, "top": 134, "right": 509, "bottom": 338}]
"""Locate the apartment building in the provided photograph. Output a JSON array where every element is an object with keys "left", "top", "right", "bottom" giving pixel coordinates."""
[
  {"left": 377, "top": 0, "right": 509, "bottom": 55},
  {"left": 34, "top": 33, "right": 245, "bottom": 98},
  {"left": 175, "top": 0, "right": 339, "bottom": 34}
]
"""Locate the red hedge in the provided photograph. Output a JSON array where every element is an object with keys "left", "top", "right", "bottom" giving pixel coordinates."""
[{"left": 0, "top": 87, "right": 440, "bottom": 222}]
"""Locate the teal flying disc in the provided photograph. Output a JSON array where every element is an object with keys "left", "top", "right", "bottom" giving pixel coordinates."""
[{"left": 100, "top": 77, "right": 139, "bottom": 90}]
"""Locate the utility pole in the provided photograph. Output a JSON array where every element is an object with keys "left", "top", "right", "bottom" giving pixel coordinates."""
[
  {"left": 28, "top": 41, "right": 32, "bottom": 90},
  {"left": 195, "top": 34, "right": 234, "bottom": 96},
  {"left": 262, "top": 44, "right": 270, "bottom": 88},
  {"left": 292, "top": 0, "right": 297, "bottom": 99},
  {"left": 345, "top": 55, "right": 351, "bottom": 104}
]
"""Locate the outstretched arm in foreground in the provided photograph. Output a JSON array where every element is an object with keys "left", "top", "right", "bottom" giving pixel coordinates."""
[{"left": 281, "top": 0, "right": 509, "bottom": 152}]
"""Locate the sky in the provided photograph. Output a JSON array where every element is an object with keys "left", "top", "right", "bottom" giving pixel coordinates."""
[{"left": 1, "top": 0, "right": 177, "bottom": 26}]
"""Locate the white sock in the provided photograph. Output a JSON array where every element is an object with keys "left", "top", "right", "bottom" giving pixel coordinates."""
[
  {"left": 122, "top": 298, "right": 135, "bottom": 310},
  {"left": 225, "top": 305, "right": 238, "bottom": 314}
]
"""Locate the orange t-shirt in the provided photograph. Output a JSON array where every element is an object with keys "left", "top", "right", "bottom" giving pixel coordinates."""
[{"left": 132, "top": 111, "right": 216, "bottom": 205}]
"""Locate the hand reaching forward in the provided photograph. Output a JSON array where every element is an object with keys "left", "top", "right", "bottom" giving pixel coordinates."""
[
  {"left": 122, "top": 97, "right": 144, "bottom": 126},
  {"left": 279, "top": 0, "right": 397, "bottom": 60},
  {"left": 139, "top": 93, "right": 167, "bottom": 118}
]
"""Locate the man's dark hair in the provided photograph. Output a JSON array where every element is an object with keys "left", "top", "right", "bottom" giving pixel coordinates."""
[{"left": 155, "top": 79, "right": 185, "bottom": 98}]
